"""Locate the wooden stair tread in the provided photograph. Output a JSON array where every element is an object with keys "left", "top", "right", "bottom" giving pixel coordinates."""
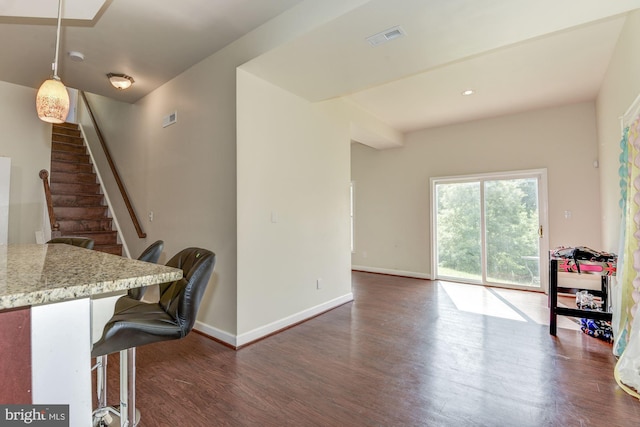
[
  {"left": 52, "top": 131, "right": 81, "bottom": 138},
  {"left": 51, "top": 152, "right": 90, "bottom": 161},
  {"left": 51, "top": 192, "right": 103, "bottom": 196},
  {"left": 51, "top": 143, "right": 86, "bottom": 154},
  {"left": 52, "top": 136, "right": 84, "bottom": 143},
  {"left": 51, "top": 166, "right": 94, "bottom": 174},
  {"left": 52, "top": 123, "right": 81, "bottom": 135},
  {"left": 51, "top": 174, "right": 96, "bottom": 181},
  {"left": 93, "top": 244, "right": 123, "bottom": 256},
  {"left": 52, "top": 194, "right": 104, "bottom": 207},
  {"left": 63, "top": 231, "right": 118, "bottom": 245},
  {"left": 50, "top": 183, "right": 101, "bottom": 194},
  {"left": 57, "top": 219, "right": 114, "bottom": 233},
  {"left": 50, "top": 173, "right": 97, "bottom": 184},
  {"left": 51, "top": 158, "right": 92, "bottom": 164}
]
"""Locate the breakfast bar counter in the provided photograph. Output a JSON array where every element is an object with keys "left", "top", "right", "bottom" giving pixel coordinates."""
[
  {"left": 0, "top": 244, "right": 183, "bottom": 427},
  {"left": 0, "top": 244, "right": 181, "bottom": 310}
]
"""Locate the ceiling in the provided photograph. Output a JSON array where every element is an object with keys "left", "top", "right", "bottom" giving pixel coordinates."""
[
  {"left": 0, "top": 0, "right": 303, "bottom": 103},
  {"left": 1, "top": 0, "right": 639, "bottom": 135}
]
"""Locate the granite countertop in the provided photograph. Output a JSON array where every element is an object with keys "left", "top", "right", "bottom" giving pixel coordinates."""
[{"left": 0, "top": 244, "right": 183, "bottom": 310}]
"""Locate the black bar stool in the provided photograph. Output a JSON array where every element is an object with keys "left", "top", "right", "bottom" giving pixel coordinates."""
[
  {"left": 93, "top": 240, "right": 164, "bottom": 425},
  {"left": 91, "top": 247, "right": 215, "bottom": 426}
]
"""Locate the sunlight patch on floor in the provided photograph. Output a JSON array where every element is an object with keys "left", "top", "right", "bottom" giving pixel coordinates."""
[
  {"left": 440, "top": 281, "right": 582, "bottom": 330},
  {"left": 493, "top": 287, "right": 581, "bottom": 331},
  {"left": 441, "top": 281, "right": 526, "bottom": 321}
]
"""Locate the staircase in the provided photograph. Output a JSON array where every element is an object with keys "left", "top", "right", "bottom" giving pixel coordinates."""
[{"left": 49, "top": 123, "right": 123, "bottom": 256}]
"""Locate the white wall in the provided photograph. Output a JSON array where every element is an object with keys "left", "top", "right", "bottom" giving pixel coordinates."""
[
  {"left": 596, "top": 10, "right": 640, "bottom": 253},
  {"left": 236, "top": 69, "right": 353, "bottom": 341},
  {"left": 351, "top": 102, "right": 601, "bottom": 277},
  {"left": 0, "top": 81, "right": 51, "bottom": 243}
]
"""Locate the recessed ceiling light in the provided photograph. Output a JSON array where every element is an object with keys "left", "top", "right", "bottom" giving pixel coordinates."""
[{"left": 462, "top": 89, "right": 475, "bottom": 96}]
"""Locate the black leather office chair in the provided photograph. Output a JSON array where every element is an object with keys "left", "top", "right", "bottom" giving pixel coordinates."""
[
  {"left": 47, "top": 236, "right": 95, "bottom": 250},
  {"left": 91, "top": 248, "right": 215, "bottom": 427}
]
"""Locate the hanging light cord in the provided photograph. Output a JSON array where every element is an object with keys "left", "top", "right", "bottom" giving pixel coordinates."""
[{"left": 53, "top": 0, "right": 63, "bottom": 79}]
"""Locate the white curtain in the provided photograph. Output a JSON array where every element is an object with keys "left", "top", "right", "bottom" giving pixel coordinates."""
[{"left": 614, "top": 93, "right": 640, "bottom": 399}]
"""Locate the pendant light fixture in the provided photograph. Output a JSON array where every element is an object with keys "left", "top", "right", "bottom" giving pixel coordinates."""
[{"left": 36, "top": 0, "right": 69, "bottom": 124}]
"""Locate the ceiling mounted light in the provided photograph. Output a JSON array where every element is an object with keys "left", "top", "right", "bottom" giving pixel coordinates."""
[
  {"left": 107, "top": 73, "right": 134, "bottom": 90},
  {"left": 35, "top": 0, "right": 69, "bottom": 124},
  {"left": 461, "top": 89, "right": 475, "bottom": 96}
]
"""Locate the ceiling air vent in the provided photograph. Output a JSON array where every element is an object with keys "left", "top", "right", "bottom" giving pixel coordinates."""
[{"left": 366, "top": 25, "right": 406, "bottom": 47}]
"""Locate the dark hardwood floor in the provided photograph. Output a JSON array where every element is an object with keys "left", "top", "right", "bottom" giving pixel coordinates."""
[{"left": 100, "top": 271, "right": 640, "bottom": 426}]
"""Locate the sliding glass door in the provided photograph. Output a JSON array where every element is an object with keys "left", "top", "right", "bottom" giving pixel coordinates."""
[{"left": 432, "top": 170, "right": 547, "bottom": 290}]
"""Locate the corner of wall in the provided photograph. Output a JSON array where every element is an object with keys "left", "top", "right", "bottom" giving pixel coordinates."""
[{"left": 343, "top": 98, "right": 404, "bottom": 149}]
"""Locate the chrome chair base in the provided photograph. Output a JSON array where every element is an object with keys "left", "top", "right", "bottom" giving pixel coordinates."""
[
  {"left": 92, "top": 406, "right": 116, "bottom": 426},
  {"left": 92, "top": 349, "right": 139, "bottom": 427},
  {"left": 93, "top": 406, "right": 140, "bottom": 427}
]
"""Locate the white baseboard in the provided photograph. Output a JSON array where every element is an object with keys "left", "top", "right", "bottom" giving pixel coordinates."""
[
  {"left": 194, "top": 292, "right": 354, "bottom": 348},
  {"left": 194, "top": 321, "right": 237, "bottom": 347},
  {"left": 352, "top": 265, "right": 431, "bottom": 280},
  {"left": 237, "top": 293, "right": 353, "bottom": 347}
]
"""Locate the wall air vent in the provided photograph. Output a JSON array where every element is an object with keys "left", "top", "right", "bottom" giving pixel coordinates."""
[
  {"left": 366, "top": 25, "right": 406, "bottom": 47},
  {"left": 162, "top": 110, "right": 177, "bottom": 128}
]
